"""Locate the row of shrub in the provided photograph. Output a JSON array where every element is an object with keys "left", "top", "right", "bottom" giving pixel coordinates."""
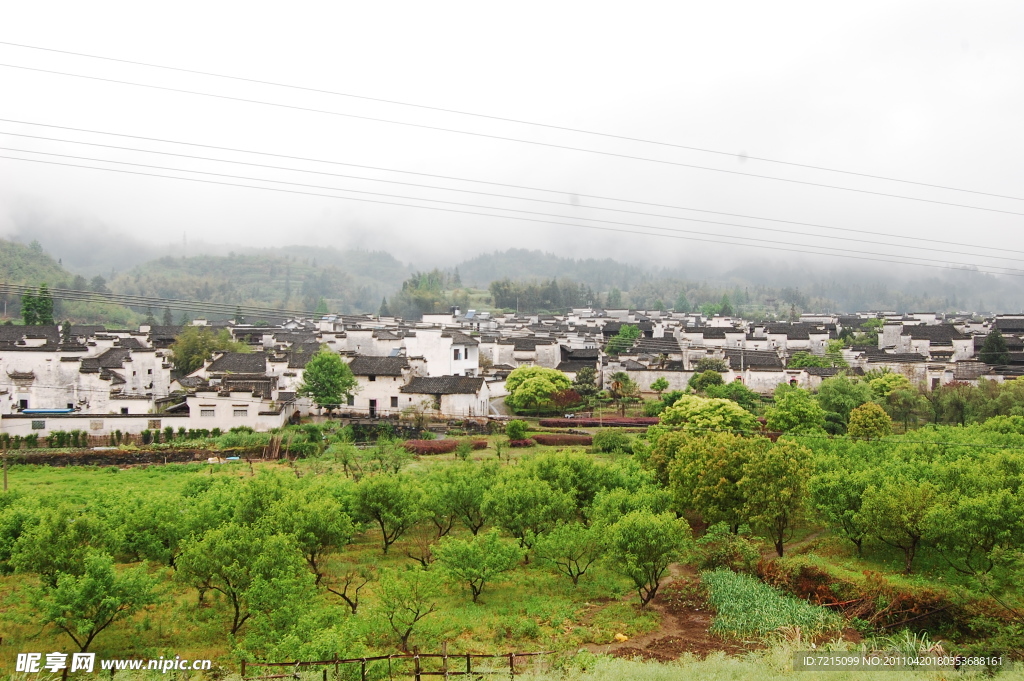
[
  {"left": 509, "top": 439, "right": 535, "bottom": 448},
  {"left": 402, "top": 439, "right": 488, "bottom": 455},
  {"left": 538, "top": 417, "right": 660, "bottom": 427},
  {"left": 531, "top": 434, "right": 593, "bottom": 446},
  {"left": 0, "top": 433, "right": 39, "bottom": 449}
]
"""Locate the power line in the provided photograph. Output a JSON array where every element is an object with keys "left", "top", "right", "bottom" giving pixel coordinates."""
[
  {"left": 2, "top": 39, "right": 1020, "bottom": 204},
  {"left": 7, "top": 146, "right": 1023, "bottom": 275},
  {"left": 2, "top": 152, "right": 1020, "bottom": 279},
  {"left": 8, "top": 117, "right": 1022, "bottom": 259},
  {"left": 0, "top": 283, "right": 320, "bottom": 319},
  {"left": 7, "top": 130, "right": 1024, "bottom": 265},
  {"left": 4, "top": 62, "right": 1024, "bottom": 218}
]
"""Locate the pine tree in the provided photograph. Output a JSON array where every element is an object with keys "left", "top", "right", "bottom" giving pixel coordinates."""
[
  {"left": 35, "top": 284, "right": 54, "bottom": 327},
  {"left": 21, "top": 289, "right": 38, "bottom": 325},
  {"left": 979, "top": 329, "right": 1010, "bottom": 365},
  {"left": 144, "top": 307, "right": 157, "bottom": 326},
  {"left": 674, "top": 292, "right": 691, "bottom": 314},
  {"left": 453, "top": 268, "right": 462, "bottom": 287},
  {"left": 379, "top": 297, "right": 391, "bottom": 317},
  {"left": 314, "top": 298, "right": 329, "bottom": 316},
  {"left": 719, "top": 294, "right": 733, "bottom": 317},
  {"left": 162, "top": 307, "right": 173, "bottom": 326}
]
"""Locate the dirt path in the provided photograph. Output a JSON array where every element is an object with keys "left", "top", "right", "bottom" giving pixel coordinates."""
[{"left": 582, "top": 563, "right": 756, "bottom": 661}]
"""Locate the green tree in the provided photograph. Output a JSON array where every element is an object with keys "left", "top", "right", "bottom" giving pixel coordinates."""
[
  {"left": 314, "top": 298, "right": 329, "bottom": 316},
  {"left": 434, "top": 529, "right": 522, "bottom": 602},
  {"left": 787, "top": 352, "right": 833, "bottom": 368},
  {"left": 765, "top": 387, "right": 826, "bottom": 433},
  {"left": 604, "top": 510, "right": 691, "bottom": 607},
  {"left": 649, "top": 377, "right": 669, "bottom": 397},
  {"left": 432, "top": 462, "right": 497, "bottom": 535},
  {"left": 35, "top": 284, "right": 54, "bottom": 325},
  {"left": 374, "top": 567, "right": 442, "bottom": 652},
  {"left": 60, "top": 319, "right": 71, "bottom": 345},
  {"left": 704, "top": 381, "right": 760, "bottom": 413},
  {"left": 605, "top": 324, "right": 640, "bottom": 355},
  {"left": 571, "top": 366, "right": 599, "bottom": 399},
  {"left": 378, "top": 297, "right": 391, "bottom": 317},
  {"left": 816, "top": 375, "right": 873, "bottom": 425},
  {"left": 608, "top": 371, "right": 640, "bottom": 416},
  {"left": 809, "top": 465, "right": 873, "bottom": 556},
  {"left": 739, "top": 439, "right": 812, "bottom": 556},
  {"left": 858, "top": 480, "right": 938, "bottom": 574},
  {"left": 719, "top": 294, "right": 733, "bottom": 316},
  {"left": 884, "top": 387, "right": 924, "bottom": 431},
  {"left": 105, "top": 492, "right": 185, "bottom": 567},
  {"left": 534, "top": 522, "right": 600, "bottom": 586},
  {"left": 847, "top": 402, "right": 893, "bottom": 439},
  {"left": 694, "top": 357, "right": 729, "bottom": 373},
  {"left": 688, "top": 370, "right": 724, "bottom": 392},
  {"left": 658, "top": 394, "right": 757, "bottom": 434},
  {"left": 162, "top": 306, "right": 173, "bottom": 326},
  {"left": 264, "top": 492, "right": 354, "bottom": 585},
  {"left": 12, "top": 506, "right": 107, "bottom": 587},
  {"left": 928, "top": 489, "right": 1024, "bottom": 576},
  {"left": 297, "top": 349, "right": 357, "bottom": 413},
  {"left": 20, "top": 288, "right": 38, "bottom": 325},
  {"left": 664, "top": 432, "right": 767, "bottom": 530},
  {"left": 505, "top": 419, "right": 529, "bottom": 440},
  {"left": 353, "top": 474, "right": 421, "bottom": 554},
  {"left": 979, "top": 329, "right": 1011, "bottom": 365},
  {"left": 869, "top": 372, "right": 911, "bottom": 399},
  {"left": 674, "top": 292, "right": 691, "bottom": 313},
  {"left": 504, "top": 366, "right": 571, "bottom": 413},
  {"left": 606, "top": 288, "right": 623, "bottom": 308},
  {"left": 176, "top": 525, "right": 308, "bottom": 634},
  {"left": 482, "top": 471, "right": 573, "bottom": 551},
  {"left": 33, "top": 551, "right": 157, "bottom": 652},
  {"left": 170, "top": 326, "right": 250, "bottom": 374}
]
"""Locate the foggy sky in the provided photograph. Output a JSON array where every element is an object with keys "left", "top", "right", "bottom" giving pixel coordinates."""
[{"left": 1, "top": 2, "right": 1022, "bottom": 280}]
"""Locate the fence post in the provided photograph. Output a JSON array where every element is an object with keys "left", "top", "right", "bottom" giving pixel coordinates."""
[
  {"left": 414, "top": 653, "right": 421, "bottom": 681},
  {"left": 334, "top": 652, "right": 339, "bottom": 681},
  {"left": 240, "top": 660, "right": 246, "bottom": 678},
  {"left": 465, "top": 655, "right": 471, "bottom": 678},
  {"left": 442, "top": 641, "right": 448, "bottom": 680},
  {"left": 360, "top": 658, "right": 367, "bottom": 681},
  {"left": 508, "top": 652, "right": 515, "bottom": 679}
]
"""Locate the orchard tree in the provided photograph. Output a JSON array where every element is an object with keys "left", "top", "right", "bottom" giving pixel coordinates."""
[
  {"left": 658, "top": 394, "right": 757, "bottom": 434},
  {"left": 534, "top": 522, "right": 600, "bottom": 586},
  {"left": 571, "top": 366, "right": 599, "bottom": 399},
  {"left": 482, "top": 471, "right": 573, "bottom": 551},
  {"left": 297, "top": 349, "right": 357, "bottom": 413},
  {"left": 688, "top": 370, "right": 724, "bottom": 392},
  {"left": 604, "top": 510, "right": 691, "bottom": 607},
  {"left": 868, "top": 371, "right": 912, "bottom": 399},
  {"left": 34, "top": 551, "right": 157, "bottom": 652},
  {"left": 374, "top": 567, "right": 443, "bottom": 652},
  {"left": 816, "top": 375, "right": 873, "bottom": 425},
  {"left": 264, "top": 492, "right": 354, "bottom": 585},
  {"left": 859, "top": 480, "right": 938, "bottom": 574},
  {"left": 765, "top": 386, "right": 826, "bottom": 434},
  {"left": 739, "top": 439, "right": 813, "bottom": 556},
  {"left": 434, "top": 529, "right": 523, "bottom": 602},
  {"left": 353, "top": 474, "right": 421, "bottom": 554},
  {"left": 608, "top": 371, "right": 640, "bottom": 416},
  {"left": 847, "top": 402, "right": 892, "bottom": 439},
  {"left": 176, "top": 526, "right": 309, "bottom": 635}
]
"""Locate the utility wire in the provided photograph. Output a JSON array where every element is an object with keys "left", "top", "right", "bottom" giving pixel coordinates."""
[
  {"left": 1, "top": 152, "right": 1020, "bottom": 279},
  {"left": 6, "top": 131, "right": 1024, "bottom": 265},
  {"left": 2, "top": 39, "right": 1020, "bottom": 204},
  {"left": 3, "top": 62, "right": 1024, "bottom": 218},
  {"left": 8, "top": 117, "right": 1022, "bottom": 258},
  {"left": 6, "top": 146, "right": 1023, "bottom": 275},
  {"left": 0, "top": 283, "right": 320, "bottom": 318}
]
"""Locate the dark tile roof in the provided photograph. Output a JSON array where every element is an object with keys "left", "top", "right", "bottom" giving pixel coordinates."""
[
  {"left": 348, "top": 355, "right": 410, "bottom": 376},
  {"left": 287, "top": 343, "right": 319, "bottom": 369},
  {"left": 903, "top": 325, "right": 968, "bottom": 342},
  {"left": 865, "top": 351, "right": 928, "bottom": 364},
  {"left": 505, "top": 337, "right": 557, "bottom": 351},
  {"left": 80, "top": 348, "right": 133, "bottom": 372},
  {"left": 442, "top": 330, "right": 479, "bottom": 346},
  {"left": 206, "top": 352, "right": 268, "bottom": 374},
  {"left": 563, "top": 347, "right": 600, "bottom": 360},
  {"left": 372, "top": 330, "right": 402, "bottom": 340},
  {"left": 401, "top": 376, "right": 485, "bottom": 395},
  {"left": 994, "top": 318, "right": 1024, "bottom": 332},
  {"left": 725, "top": 349, "right": 784, "bottom": 369},
  {"left": 222, "top": 376, "right": 276, "bottom": 399},
  {"left": 115, "top": 337, "right": 146, "bottom": 349},
  {"left": 632, "top": 338, "right": 683, "bottom": 354},
  {"left": 555, "top": 360, "right": 598, "bottom": 374}
]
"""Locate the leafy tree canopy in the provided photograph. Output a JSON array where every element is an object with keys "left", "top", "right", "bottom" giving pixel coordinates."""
[
  {"left": 979, "top": 329, "right": 1010, "bottom": 365},
  {"left": 297, "top": 349, "right": 357, "bottom": 412},
  {"left": 170, "top": 326, "right": 249, "bottom": 375}
]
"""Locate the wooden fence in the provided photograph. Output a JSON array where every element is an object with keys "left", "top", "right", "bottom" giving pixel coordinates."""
[{"left": 241, "top": 647, "right": 554, "bottom": 681}]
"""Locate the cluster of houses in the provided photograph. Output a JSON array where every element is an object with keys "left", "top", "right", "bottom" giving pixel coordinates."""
[{"left": 1, "top": 305, "right": 1022, "bottom": 437}]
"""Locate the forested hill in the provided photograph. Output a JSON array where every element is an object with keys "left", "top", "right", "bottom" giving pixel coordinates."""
[
  {"left": 0, "top": 239, "right": 138, "bottom": 325},
  {"left": 455, "top": 249, "right": 662, "bottom": 291},
  {"left": 112, "top": 247, "right": 411, "bottom": 316}
]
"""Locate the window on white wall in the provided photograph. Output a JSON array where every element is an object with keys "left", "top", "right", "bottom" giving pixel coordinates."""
[
  {"left": 200, "top": 409, "right": 215, "bottom": 417},
  {"left": 233, "top": 409, "right": 248, "bottom": 417}
]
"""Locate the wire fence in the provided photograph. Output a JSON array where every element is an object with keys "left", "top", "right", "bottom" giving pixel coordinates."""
[{"left": 241, "top": 648, "right": 554, "bottom": 681}]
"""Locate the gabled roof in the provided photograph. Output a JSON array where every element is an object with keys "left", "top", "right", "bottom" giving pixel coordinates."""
[
  {"left": 725, "top": 349, "right": 784, "bottom": 369},
  {"left": 555, "top": 360, "right": 597, "bottom": 374},
  {"left": 401, "top": 376, "right": 485, "bottom": 395},
  {"left": 441, "top": 330, "right": 479, "bottom": 346},
  {"left": 903, "top": 325, "right": 968, "bottom": 342},
  {"left": 206, "top": 352, "right": 268, "bottom": 374},
  {"left": 349, "top": 355, "right": 410, "bottom": 376}
]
